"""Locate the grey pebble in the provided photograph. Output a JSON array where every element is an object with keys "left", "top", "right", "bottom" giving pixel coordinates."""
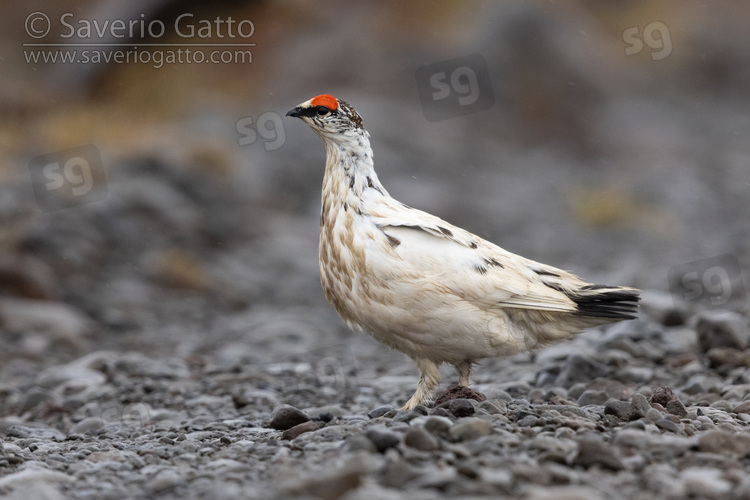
[
  {"left": 733, "top": 401, "right": 750, "bottom": 414},
  {"left": 697, "top": 429, "right": 750, "bottom": 456},
  {"left": 645, "top": 408, "right": 664, "bottom": 424},
  {"left": 604, "top": 399, "right": 632, "bottom": 420},
  {"left": 655, "top": 419, "right": 682, "bottom": 433},
  {"left": 365, "top": 426, "right": 400, "bottom": 453},
  {"left": 517, "top": 415, "right": 540, "bottom": 427},
  {"left": 570, "top": 435, "right": 624, "bottom": 471},
  {"left": 666, "top": 399, "right": 688, "bottom": 417},
  {"left": 346, "top": 434, "right": 377, "bottom": 453},
  {"left": 393, "top": 410, "right": 421, "bottom": 423},
  {"left": 555, "top": 353, "right": 610, "bottom": 388},
  {"left": 403, "top": 426, "right": 439, "bottom": 451},
  {"left": 696, "top": 310, "right": 750, "bottom": 351},
  {"left": 444, "top": 399, "right": 475, "bottom": 418},
  {"left": 630, "top": 393, "right": 652, "bottom": 419},
  {"left": 269, "top": 405, "right": 310, "bottom": 431},
  {"left": 6, "top": 424, "right": 65, "bottom": 442},
  {"left": 577, "top": 390, "right": 609, "bottom": 406},
  {"left": 429, "top": 407, "right": 452, "bottom": 418},
  {"left": 69, "top": 417, "right": 105, "bottom": 435},
  {"left": 449, "top": 417, "right": 493, "bottom": 442},
  {"left": 477, "top": 400, "right": 506, "bottom": 414},
  {"left": 367, "top": 405, "right": 396, "bottom": 419},
  {"left": 422, "top": 416, "right": 453, "bottom": 439},
  {"left": 282, "top": 420, "right": 319, "bottom": 440}
]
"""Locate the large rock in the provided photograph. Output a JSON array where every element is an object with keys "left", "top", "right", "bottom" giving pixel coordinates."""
[{"left": 695, "top": 310, "right": 750, "bottom": 351}]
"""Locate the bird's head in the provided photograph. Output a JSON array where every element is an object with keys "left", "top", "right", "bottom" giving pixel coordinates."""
[{"left": 286, "top": 95, "right": 366, "bottom": 141}]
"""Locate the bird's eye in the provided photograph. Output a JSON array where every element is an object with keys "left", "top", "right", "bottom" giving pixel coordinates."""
[{"left": 317, "top": 106, "right": 330, "bottom": 116}]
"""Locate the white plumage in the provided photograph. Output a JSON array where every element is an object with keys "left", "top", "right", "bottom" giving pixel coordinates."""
[{"left": 287, "top": 94, "right": 640, "bottom": 409}]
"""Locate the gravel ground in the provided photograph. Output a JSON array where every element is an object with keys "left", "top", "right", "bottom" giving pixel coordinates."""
[{"left": 2, "top": 283, "right": 750, "bottom": 499}]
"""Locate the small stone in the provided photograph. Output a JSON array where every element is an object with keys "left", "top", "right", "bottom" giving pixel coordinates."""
[
  {"left": 429, "top": 407, "right": 451, "bottom": 418},
  {"left": 477, "top": 400, "right": 506, "bottom": 414},
  {"left": 479, "top": 467, "right": 514, "bottom": 489},
  {"left": 630, "top": 393, "right": 651, "bottom": 419},
  {"left": 622, "top": 420, "right": 646, "bottom": 431},
  {"left": 586, "top": 378, "right": 631, "bottom": 400},
  {"left": 423, "top": 416, "right": 453, "bottom": 439},
  {"left": 365, "top": 426, "right": 400, "bottom": 453},
  {"left": 655, "top": 419, "right": 681, "bottom": 433},
  {"left": 640, "top": 290, "right": 690, "bottom": 326},
  {"left": 733, "top": 401, "right": 750, "bottom": 415},
  {"left": 86, "top": 451, "right": 126, "bottom": 462},
  {"left": 69, "top": 417, "right": 105, "bottom": 435},
  {"left": 346, "top": 434, "right": 377, "bottom": 453},
  {"left": 18, "top": 389, "right": 56, "bottom": 414},
  {"left": 650, "top": 386, "right": 677, "bottom": 407},
  {"left": 517, "top": 415, "right": 539, "bottom": 427},
  {"left": 604, "top": 399, "right": 631, "bottom": 420},
  {"left": 404, "top": 427, "right": 439, "bottom": 451},
  {"left": 444, "top": 399, "right": 475, "bottom": 418},
  {"left": 368, "top": 405, "right": 396, "bottom": 419},
  {"left": 269, "top": 405, "right": 310, "bottom": 431},
  {"left": 282, "top": 421, "right": 319, "bottom": 440},
  {"left": 577, "top": 390, "right": 608, "bottom": 406},
  {"left": 696, "top": 310, "right": 750, "bottom": 351},
  {"left": 645, "top": 408, "right": 664, "bottom": 424},
  {"left": 680, "top": 467, "right": 732, "bottom": 498},
  {"left": 570, "top": 435, "right": 624, "bottom": 471},
  {"left": 5, "top": 424, "right": 65, "bottom": 442},
  {"left": 555, "top": 354, "right": 610, "bottom": 388},
  {"left": 666, "top": 399, "right": 688, "bottom": 418},
  {"left": 707, "top": 347, "right": 746, "bottom": 368},
  {"left": 146, "top": 469, "right": 182, "bottom": 493},
  {"left": 412, "top": 404, "right": 429, "bottom": 415},
  {"left": 393, "top": 410, "right": 420, "bottom": 423},
  {"left": 698, "top": 429, "right": 750, "bottom": 456},
  {"left": 280, "top": 460, "right": 365, "bottom": 500},
  {"left": 449, "top": 417, "right": 492, "bottom": 442},
  {"left": 526, "top": 486, "right": 605, "bottom": 500},
  {"left": 481, "top": 388, "right": 512, "bottom": 401}
]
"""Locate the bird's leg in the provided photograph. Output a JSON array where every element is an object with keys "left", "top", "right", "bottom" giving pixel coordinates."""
[
  {"left": 454, "top": 359, "right": 473, "bottom": 387},
  {"left": 402, "top": 359, "right": 440, "bottom": 410}
]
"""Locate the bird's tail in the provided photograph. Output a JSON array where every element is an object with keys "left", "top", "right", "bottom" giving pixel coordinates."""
[{"left": 568, "top": 284, "right": 640, "bottom": 321}]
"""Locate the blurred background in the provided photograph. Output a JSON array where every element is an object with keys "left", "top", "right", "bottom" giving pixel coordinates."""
[{"left": 0, "top": 0, "right": 748, "bottom": 382}]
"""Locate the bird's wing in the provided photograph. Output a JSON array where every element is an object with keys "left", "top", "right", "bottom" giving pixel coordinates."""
[{"left": 365, "top": 199, "right": 581, "bottom": 314}]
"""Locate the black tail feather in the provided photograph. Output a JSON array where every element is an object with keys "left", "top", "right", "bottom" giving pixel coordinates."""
[{"left": 569, "top": 286, "right": 640, "bottom": 321}]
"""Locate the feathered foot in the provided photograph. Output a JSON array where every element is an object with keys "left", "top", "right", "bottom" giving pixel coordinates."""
[{"left": 402, "top": 359, "right": 440, "bottom": 410}]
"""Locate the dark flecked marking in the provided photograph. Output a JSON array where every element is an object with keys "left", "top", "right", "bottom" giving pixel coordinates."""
[
  {"left": 438, "top": 226, "right": 453, "bottom": 237},
  {"left": 534, "top": 269, "right": 559, "bottom": 277},
  {"left": 473, "top": 264, "right": 488, "bottom": 275},
  {"left": 386, "top": 234, "right": 401, "bottom": 248},
  {"left": 485, "top": 258, "right": 505, "bottom": 269}
]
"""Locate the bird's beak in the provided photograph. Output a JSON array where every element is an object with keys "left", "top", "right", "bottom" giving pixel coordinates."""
[{"left": 286, "top": 106, "right": 305, "bottom": 118}]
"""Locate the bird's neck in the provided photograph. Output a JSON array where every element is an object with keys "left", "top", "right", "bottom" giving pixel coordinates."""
[{"left": 320, "top": 130, "right": 388, "bottom": 211}]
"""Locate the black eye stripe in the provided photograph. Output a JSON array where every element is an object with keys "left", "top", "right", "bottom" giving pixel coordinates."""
[{"left": 317, "top": 106, "right": 330, "bottom": 116}]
